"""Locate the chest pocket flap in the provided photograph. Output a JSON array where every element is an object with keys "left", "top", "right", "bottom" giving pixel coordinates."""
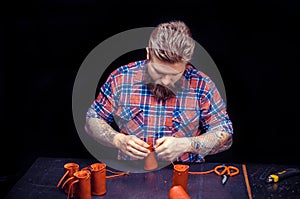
[
  {"left": 172, "top": 109, "right": 200, "bottom": 136},
  {"left": 115, "top": 105, "right": 144, "bottom": 136}
]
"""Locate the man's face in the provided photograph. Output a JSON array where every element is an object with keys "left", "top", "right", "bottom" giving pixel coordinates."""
[{"left": 146, "top": 56, "right": 186, "bottom": 101}]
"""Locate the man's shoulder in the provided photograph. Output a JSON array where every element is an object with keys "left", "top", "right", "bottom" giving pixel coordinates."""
[
  {"left": 113, "top": 60, "right": 146, "bottom": 75},
  {"left": 108, "top": 60, "right": 146, "bottom": 84},
  {"left": 124, "top": 60, "right": 146, "bottom": 70},
  {"left": 185, "top": 64, "right": 210, "bottom": 80}
]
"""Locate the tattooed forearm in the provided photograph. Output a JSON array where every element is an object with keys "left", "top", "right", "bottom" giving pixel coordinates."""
[
  {"left": 189, "top": 131, "right": 233, "bottom": 157},
  {"left": 84, "top": 117, "right": 119, "bottom": 148}
]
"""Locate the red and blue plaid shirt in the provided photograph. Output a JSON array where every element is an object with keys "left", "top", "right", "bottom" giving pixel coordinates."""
[{"left": 87, "top": 60, "right": 233, "bottom": 163}]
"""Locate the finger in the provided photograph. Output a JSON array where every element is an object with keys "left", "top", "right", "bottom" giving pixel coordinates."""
[
  {"left": 125, "top": 150, "right": 145, "bottom": 160},
  {"left": 154, "top": 141, "right": 167, "bottom": 154},
  {"left": 133, "top": 137, "right": 150, "bottom": 149},
  {"left": 154, "top": 137, "right": 167, "bottom": 149},
  {"left": 125, "top": 146, "right": 148, "bottom": 159},
  {"left": 127, "top": 140, "right": 149, "bottom": 157},
  {"left": 128, "top": 137, "right": 150, "bottom": 151}
]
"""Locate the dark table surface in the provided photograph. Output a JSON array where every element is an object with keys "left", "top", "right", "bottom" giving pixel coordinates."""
[{"left": 4, "top": 157, "right": 300, "bottom": 199}]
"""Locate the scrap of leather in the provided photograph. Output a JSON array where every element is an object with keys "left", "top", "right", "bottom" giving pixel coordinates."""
[{"left": 169, "top": 185, "right": 191, "bottom": 199}]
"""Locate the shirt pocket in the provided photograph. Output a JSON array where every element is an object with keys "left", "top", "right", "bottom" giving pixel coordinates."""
[
  {"left": 115, "top": 105, "right": 144, "bottom": 136},
  {"left": 172, "top": 109, "right": 200, "bottom": 137}
]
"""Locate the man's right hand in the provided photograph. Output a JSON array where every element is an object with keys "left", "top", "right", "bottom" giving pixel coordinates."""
[{"left": 113, "top": 134, "right": 150, "bottom": 159}]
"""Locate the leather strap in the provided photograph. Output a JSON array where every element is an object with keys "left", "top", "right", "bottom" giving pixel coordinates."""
[
  {"left": 106, "top": 169, "right": 129, "bottom": 178},
  {"left": 62, "top": 176, "right": 75, "bottom": 190},
  {"left": 56, "top": 170, "right": 69, "bottom": 188},
  {"left": 66, "top": 179, "right": 79, "bottom": 199}
]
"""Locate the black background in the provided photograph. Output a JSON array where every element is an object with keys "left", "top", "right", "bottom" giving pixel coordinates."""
[{"left": 1, "top": 0, "right": 300, "bottom": 197}]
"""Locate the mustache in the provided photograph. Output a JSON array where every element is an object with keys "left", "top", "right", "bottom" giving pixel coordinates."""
[{"left": 146, "top": 83, "right": 176, "bottom": 101}]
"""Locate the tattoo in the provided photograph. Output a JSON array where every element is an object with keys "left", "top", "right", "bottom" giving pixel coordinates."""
[
  {"left": 85, "top": 117, "right": 118, "bottom": 148},
  {"left": 191, "top": 138, "right": 201, "bottom": 150},
  {"left": 190, "top": 131, "right": 233, "bottom": 157}
]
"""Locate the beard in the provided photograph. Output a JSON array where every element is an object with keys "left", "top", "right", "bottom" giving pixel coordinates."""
[
  {"left": 146, "top": 83, "right": 176, "bottom": 101},
  {"left": 142, "top": 64, "right": 183, "bottom": 101}
]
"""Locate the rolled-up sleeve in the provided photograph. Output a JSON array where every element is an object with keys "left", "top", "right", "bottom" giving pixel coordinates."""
[{"left": 199, "top": 78, "right": 233, "bottom": 134}]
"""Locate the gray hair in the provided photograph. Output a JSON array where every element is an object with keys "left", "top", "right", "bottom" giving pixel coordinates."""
[{"left": 148, "top": 21, "right": 195, "bottom": 63}]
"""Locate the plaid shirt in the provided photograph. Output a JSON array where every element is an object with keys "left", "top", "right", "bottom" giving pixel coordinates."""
[{"left": 87, "top": 60, "right": 233, "bottom": 163}]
